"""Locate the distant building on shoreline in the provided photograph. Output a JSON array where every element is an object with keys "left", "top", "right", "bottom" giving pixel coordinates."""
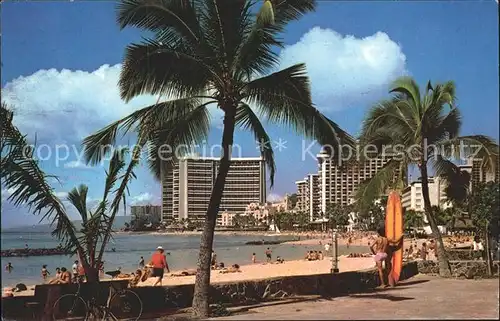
[
  {"left": 401, "top": 176, "right": 450, "bottom": 211},
  {"left": 130, "top": 204, "right": 161, "bottom": 225},
  {"left": 295, "top": 174, "right": 320, "bottom": 221},
  {"left": 217, "top": 202, "right": 276, "bottom": 226},
  {"left": 294, "top": 150, "right": 393, "bottom": 222},
  {"left": 161, "top": 157, "right": 266, "bottom": 222}
]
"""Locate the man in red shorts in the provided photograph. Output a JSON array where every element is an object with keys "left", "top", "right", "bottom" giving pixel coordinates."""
[{"left": 151, "top": 246, "right": 170, "bottom": 286}]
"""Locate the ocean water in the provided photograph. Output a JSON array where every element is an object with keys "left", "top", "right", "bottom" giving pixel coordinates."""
[{"left": 1, "top": 225, "right": 365, "bottom": 288}]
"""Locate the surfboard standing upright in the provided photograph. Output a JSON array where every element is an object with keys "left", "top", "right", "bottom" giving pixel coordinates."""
[{"left": 385, "top": 191, "right": 404, "bottom": 283}]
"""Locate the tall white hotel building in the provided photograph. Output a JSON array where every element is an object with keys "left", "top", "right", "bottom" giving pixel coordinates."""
[
  {"left": 161, "top": 157, "right": 266, "bottom": 222},
  {"left": 296, "top": 150, "right": 393, "bottom": 221}
]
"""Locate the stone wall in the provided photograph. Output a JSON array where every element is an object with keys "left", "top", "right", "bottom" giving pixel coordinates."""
[
  {"left": 1, "top": 263, "right": 418, "bottom": 320},
  {"left": 417, "top": 260, "right": 500, "bottom": 278},
  {"left": 446, "top": 249, "right": 474, "bottom": 260}
]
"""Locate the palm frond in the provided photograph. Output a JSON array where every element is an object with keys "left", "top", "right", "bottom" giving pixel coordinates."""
[
  {"left": 83, "top": 97, "right": 211, "bottom": 165},
  {"left": 200, "top": 0, "right": 253, "bottom": 71},
  {"left": 389, "top": 76, "right": 422, "bottom": 112},
  {"left": 236, "top": 102, "right": 276, "bottom": 186},
  {"left": 96, "top": 144, "right": 142, "bottom": 264},
  {"left": 354, "top": 160, "right": 404, "bottom": 212},
  {"left": 438, "top": 135, "right": 499, "bottom": 172},
  {"left": 0, "top": 103, "right": 87, "bottom": 262},
  {"left": 244, "top": 63, "right": 350, "bottom": 154},
  {"left": 116, "top": 0, "right": 201, "bottom": 45},
  {"left": 66, "top": 185, "right": 89, "bottom": 223},
  {"left": 267, "top": 0, "right": 316, "bottom": 30},
  {"left": 146, "top": 101, "right": 212, "bottom": 180},
  {"left": 119, "top": 38, "right": 212, "bottom": 101},
  {"left": 257, "top": 0, "right": 275, "bottom": 25}
]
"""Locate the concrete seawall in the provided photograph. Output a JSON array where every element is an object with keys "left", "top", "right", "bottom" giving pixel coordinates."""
[{"left": 1, "top": 262, "right": 418, "bottom": 320}]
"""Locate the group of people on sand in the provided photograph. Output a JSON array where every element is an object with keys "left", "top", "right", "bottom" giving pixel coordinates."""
[{"left": 305, "top": 250, "right": 324, "bottom": 261}]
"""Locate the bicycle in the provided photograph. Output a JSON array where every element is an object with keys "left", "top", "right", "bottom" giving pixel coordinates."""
[{"left": 52, "top": 276, "right": 143, "bottom": 321}]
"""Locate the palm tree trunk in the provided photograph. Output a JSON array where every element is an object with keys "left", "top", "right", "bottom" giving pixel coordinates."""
[
  {"left": 419, "top": 160, "right": 452, "bottom": 277},
  {"left": 485, "top": 222, "right": 492, "bottom": 276},
  {"left": 192, "top": 108, "right": 236, "bottom": 318}
]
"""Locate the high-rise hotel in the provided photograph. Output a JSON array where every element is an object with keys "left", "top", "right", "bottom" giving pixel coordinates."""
[
  {"left": 161, "top": 157, "right": 266, "bottom": 222},
  {"left": 295, "top": 150, "right": 393, "bottom": 221}
]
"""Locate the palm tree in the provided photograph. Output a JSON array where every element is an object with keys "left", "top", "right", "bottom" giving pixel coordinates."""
[
  {"left": 355, "top": 76, "right": 498, "bottom": 277},
  {"left": 403, "top": 209, "right": 425, "bottom": 230},
  {"left": 1, "top": 103, "right": 135, "bottom": 282},
  {"left": 82, "top": 0, "right": 352, "bottom": 316}
]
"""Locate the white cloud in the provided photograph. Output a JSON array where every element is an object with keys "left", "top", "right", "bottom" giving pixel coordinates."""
[
  {"left": 2, "top": 64, "right": 223, "bottom": 144},
  {"left": 54, "top": 191, "right": 69, "bottom": 199},
  {"left": 64, "top": 160, "right": 92, "bottom": 169},
  {"left": 278, "top": 27, "right": 407, "bottom": 110},
  {"left": 267, "top": 193, "right": 283, "bottom": 202},
  {"left": 1, "top": 28, "right": 407, "bottom": 147},
  {"left": 130, "top": 192, "right": 156, "bottom": 205},
  {"left": 1, "top": 187, "right": 16, "bottom": 201}
]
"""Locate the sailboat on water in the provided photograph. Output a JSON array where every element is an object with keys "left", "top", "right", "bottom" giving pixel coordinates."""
[{"left": 267, "top": 220, "right": 281, "bottom": 235}]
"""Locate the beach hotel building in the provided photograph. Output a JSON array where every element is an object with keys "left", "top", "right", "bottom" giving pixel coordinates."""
[
  {"left": 316, "top": 150, "right": 393, "bottom": 214},
  {"left": 161, "top": 157, "right": 266, "bottom": 223},
  {"left": 295, "top": 174, "right": 320, "bottom": 221},
  {"left": 295, "top": 150, "right": 393, "bottom": 221},
  {"left": 401, "top": 176, "right": 451, "bottom": 211}
]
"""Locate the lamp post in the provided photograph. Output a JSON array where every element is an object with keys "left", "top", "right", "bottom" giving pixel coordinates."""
[{"left": 331, "top": 228, "right": 339, "bottom": 273}]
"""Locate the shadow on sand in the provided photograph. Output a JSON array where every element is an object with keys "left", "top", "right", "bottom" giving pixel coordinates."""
[{"left": 348, "top": 293, "right": 414, "bottom": 301}]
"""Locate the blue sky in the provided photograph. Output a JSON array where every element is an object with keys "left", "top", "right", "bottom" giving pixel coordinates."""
[{"left": 1, "top": 0, "right": 499, "bottom": 227}]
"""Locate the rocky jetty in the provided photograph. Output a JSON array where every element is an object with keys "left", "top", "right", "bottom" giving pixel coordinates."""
[
  {"left": 245, "top": 240, "right": 295, "bottom": 246},
  {"left": 1, "top": 248, "right": 70, "bottom": 257}
]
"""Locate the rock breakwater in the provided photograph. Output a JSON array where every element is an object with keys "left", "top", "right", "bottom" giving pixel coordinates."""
[{"left": 1, "top": 248, "right": 70, "bottom": 257}]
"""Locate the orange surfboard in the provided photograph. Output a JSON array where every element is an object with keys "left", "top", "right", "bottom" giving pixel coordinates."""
[{"left": 385, "top": 191, "right": 404, "bottom": 283}]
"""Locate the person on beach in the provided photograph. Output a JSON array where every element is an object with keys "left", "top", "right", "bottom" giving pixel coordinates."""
[
  {"left": 72, "top": 260, "right": 79, "bottom": 283},
  {"left": 49, "top": 267, "right": 71, "bottom": 284},
  {"left": 5, "top": 262, "right": 13, "bottom": 273},
  {"left": 98, "top": 261, "right": 105, "bottom": 276},
  {"left": 77, "top": 263, "right": 86, "bottom": 283},
  {"left": 211, "top": 250, "right": 217, "bottom": 268},
  {"left": 347, "top": 237, "right": 352, "bottom": 248},
  {"left": 41, "top": 265, "right": 50, "bottom": 281},
  {"left": 420, "top": 243, "right": 428, "bottom": 261},
  {"left": 139, "top": 256, "right": 145, "bottom": 268},
  {"left": 151, "top": 246, "right": 170, "bottom": 286},
  {"left": 324, "top": 243, "right": 331, "bottom": 254},
  {"left": 370, "top": 226, "right": 403, "bottom": 288},
  {"left": 252, "top": 253, "right": 256, "bottom": 263},
  {"left": 265, "top": 248, "right": 272, "bottom": 262},
  {"left": 55, "top": 267, "right": 62, "bottom": 280},
  {"left": 472, "top": 236, "right": 484, "bottom": 260}
]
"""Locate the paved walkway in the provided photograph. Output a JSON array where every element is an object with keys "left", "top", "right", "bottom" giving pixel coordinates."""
[{"left": 216, "top": 275, "right": 499, "bottom": 320}]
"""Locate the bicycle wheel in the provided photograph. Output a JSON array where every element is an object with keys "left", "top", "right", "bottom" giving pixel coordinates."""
[
  {"left": 107, "top": 290, "right": 143, "bottom": 321},
  {"left": 52, "top": 294, "right": 88, "bottom": 321}
]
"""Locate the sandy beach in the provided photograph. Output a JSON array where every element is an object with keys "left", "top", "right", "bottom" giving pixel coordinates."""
[{"left": 6, "top": 256, "right": 376, "bottom": 297}]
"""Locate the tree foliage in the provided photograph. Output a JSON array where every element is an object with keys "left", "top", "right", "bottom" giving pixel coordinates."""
[
  {"left": 1, "top": 103, "right": 135, "bottom": 281},
  {"left": 403, "top": 209, "right": 425, "bottom": 230},
  {"left": 84, "top": 1, "right": 352, "bottom": 315},
  {"left": 273, "top": 211, "right": 309, "bottom": 230},
  {"left": 324, "top": 203, "right": 350, "bottom": 229},
  {"left": 355, "top": 76, "right": 499, "bottom": 277},
  {"left": 469, "top": 181, "right": 499, "bottom": 236}
]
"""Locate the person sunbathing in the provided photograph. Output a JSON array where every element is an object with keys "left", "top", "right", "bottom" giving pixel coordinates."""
[
  {"left": 129, "top": 270, "right": 142, "bottom": 287},
  {"left": 171, "top": 269, "right": 197, "bottom": 277},
  {"left": 49, "top": 267, "right": 71, "bottom": 285},
  {"left": 219, "top": 264, "right": 241, "bottom": 274}
]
